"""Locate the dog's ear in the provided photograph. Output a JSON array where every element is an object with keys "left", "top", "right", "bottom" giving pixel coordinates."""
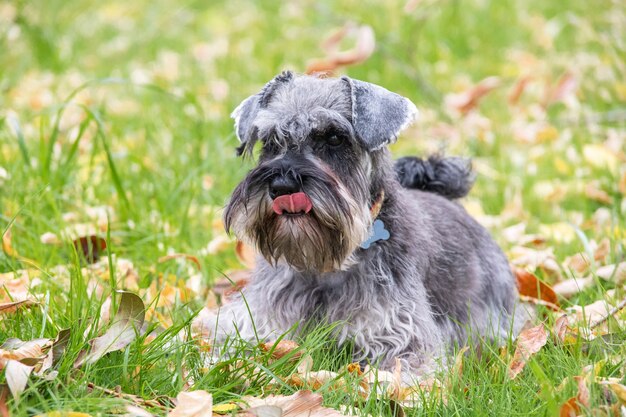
[
  {"left": 231, "top": 71, "right": 294, "bottom": 155},
  {"left": 341, "top": 76, "right": 418, "bottom": 151}
]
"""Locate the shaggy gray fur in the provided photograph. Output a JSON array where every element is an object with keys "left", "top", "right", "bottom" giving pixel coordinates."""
[{"left": 203, "top": 72, "right": 520, "bottom": 374}]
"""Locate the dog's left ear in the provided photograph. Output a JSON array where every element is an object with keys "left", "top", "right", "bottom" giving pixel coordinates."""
[{"left": 341, "top": 76, "right": 418, "bottom": 151}]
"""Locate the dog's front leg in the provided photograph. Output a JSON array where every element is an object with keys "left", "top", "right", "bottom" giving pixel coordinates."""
[{"left": 192, "top": 290, "right": 288, "bottom": 345}]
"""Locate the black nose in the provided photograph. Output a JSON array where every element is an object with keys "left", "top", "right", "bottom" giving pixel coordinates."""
[{"left": 269, "top": 175, "right": 300, "bottom": 199}]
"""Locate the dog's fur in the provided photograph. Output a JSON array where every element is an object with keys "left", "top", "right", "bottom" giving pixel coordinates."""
[{"left": 204, "top": 72, "right": 519, "bottom": 372}]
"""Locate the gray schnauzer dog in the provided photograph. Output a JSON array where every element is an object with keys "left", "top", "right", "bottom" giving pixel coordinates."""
[{"left": 206, "top": 71, "right": 519, "bottom": 372}]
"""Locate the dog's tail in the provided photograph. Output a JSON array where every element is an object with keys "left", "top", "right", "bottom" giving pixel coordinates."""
[{"left": 394, "top": 155, "right": 474, "bottom": 199}]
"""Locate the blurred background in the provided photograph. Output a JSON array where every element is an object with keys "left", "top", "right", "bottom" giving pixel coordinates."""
[{"left": 0, "top": 0, "right": 624, "bottom": 284}]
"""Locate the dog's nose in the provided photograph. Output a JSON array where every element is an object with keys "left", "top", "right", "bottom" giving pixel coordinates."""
[{"left": 269, "top": 176, "right": 300, "bottom": 199}]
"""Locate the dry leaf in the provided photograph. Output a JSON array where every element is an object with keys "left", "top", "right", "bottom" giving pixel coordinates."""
[
  {"left": 5, "top": 360, "right": 33, "bottom": 398},
  {"left": 259, "top": 340, "right": 301, "bottom": 360},
  {"left": 514, "top": 268, "right": 560, "bottom": 310},
  {"left": 553, "top": 314, "right": 570, "bottom": 343},
  {"left": 553, "top": 277, "right": 594, "bottom": 298},
  {"left": 509, "top": 246, "right": 562, "bottom": 280},
  {"left": 544, "top": 72, "right": 577, "bottom": 107},
  {"left": 40, "top": 232, "right": 60, "bottom": 245},
  {"left": 0, "top": 338, "right": 52, "bottom": 370},
  {"left": 567, "top": 299, "right": 614, "bottom": 327},
  {"left": 585, "top": 184, "right": 613, "bottom": 204},
  {"left": 508, "top": 76, "right": 532, "bottom": 105},
  {"left": 445, "top": 76, "right": 501, "bottom": 115},
  {"left": 601, "top": 383, "right": 626, "bottom": 405},
  {"left": 2, "top": 225, "right": 38, "bottom": 266},
  {"left": 169, "top": 390, "right": 212, "bottom": 417},
  {"left": 241, "top": 390, "right": 350, "bottom": 416},
  {"left": 564, "top": 253, "right": 592, "bottom": 275},
  {"left": 74, "top": 291, "right": 145, "bottom": 367},
  {"left": 73, "top": 235, "right": 107, "bottom": 264},
  {"left": 0, "top": 299, "right": 37, "bottom": 314},
  {"left": 508, "top": 323, "right": 548, "bottom": 379},
  {"left": 212, "top": 272, "right": 250, "bottom": 301},
  {"left": 596, "top": 263, "right": 626, "bottom": 283},
  {"left": 158, "top": 253, "right": 202, "bottom": 270},
  {"left": 235, "top": 241, "right": 257, "bottom": 269},
  {"left": 305, "top": 24, "right": 375, "bottom": 75}
]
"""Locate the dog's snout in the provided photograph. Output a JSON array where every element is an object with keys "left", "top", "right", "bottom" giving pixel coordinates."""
[{"left": 269, "top": 175, "right": 300, "bottom": 199}]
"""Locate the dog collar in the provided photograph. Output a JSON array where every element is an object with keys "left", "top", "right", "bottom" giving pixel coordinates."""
[{"left": 360, "top": 190, "right": 389, "bottom": 249}]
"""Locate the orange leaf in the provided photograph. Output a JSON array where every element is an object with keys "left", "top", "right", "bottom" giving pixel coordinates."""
[
  {"left": 446, "top": 76, "right": 501, "bottom": 114},
  {"left": 559, "top": 397, "right": 579, "bottom": 417},
  {"left": 259, "top": 340, "right": 302, "bottom": 360},
  {"left": 305, "top": 24, "right": 375, "bottom": 75},
  {"left": 158, "top": 253, "right": 202, "bottom": 270},
  {"left": 508, "top": 323, "right": 548, "bottom": 379},
  {"left": 235, "top": 241, "right": 256, "bottom": 269},
  {"left": 514, "top": 268, "right": 560, "bottom": 310}
]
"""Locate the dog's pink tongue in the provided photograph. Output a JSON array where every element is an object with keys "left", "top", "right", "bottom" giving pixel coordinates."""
[{"left": 272, "top": 192, "right": 313, "bottom": 215}]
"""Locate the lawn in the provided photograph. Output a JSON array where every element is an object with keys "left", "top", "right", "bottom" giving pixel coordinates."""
[{"left": 0, "top": 0, "right": 625, "bottom": 415}]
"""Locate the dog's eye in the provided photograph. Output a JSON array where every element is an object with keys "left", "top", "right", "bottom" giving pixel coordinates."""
[{"left": 327, "top": 134, "right": 343, "bottom": 147}]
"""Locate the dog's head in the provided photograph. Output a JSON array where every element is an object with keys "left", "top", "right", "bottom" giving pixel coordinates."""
[{"left": 224, "top": 71, "right": 417, "bottom": 272}]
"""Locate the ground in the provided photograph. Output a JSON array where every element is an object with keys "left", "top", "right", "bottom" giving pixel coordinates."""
[{"left": 0, "top": 0, "right": 625, "bottom": 416}]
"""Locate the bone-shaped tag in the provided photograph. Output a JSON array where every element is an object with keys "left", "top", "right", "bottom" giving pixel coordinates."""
[{"left": 360, "top": 219, "right": 390, "bottom": 249}]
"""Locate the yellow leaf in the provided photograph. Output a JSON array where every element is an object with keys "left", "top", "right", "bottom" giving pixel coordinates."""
[
  {"left": 583, "top": 144, "right": 618, "bottom": 173},
  {"left": 212, "top": 403, "right": 238, "bottom": 414}
]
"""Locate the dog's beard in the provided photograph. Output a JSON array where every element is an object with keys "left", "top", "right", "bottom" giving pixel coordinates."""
[{"left": 225, "top": 175, "right": 370, "bottom": 272}]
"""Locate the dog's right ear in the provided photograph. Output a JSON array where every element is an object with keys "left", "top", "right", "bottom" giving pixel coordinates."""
[{"left": 231, "top": 71, "right": 294, "bottom": 155}]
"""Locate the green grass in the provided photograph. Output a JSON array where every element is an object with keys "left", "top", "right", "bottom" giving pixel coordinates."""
[{"left": 1, "top": 0, "right": 625, "bottom": 415}]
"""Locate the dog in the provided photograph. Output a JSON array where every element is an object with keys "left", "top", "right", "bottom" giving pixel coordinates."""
[{"left": 203, "top": 71, "right": 520, "bottom": 373}]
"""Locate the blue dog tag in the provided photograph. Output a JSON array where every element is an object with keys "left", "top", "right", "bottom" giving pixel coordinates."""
[{"left": 360, "top": 219, "right": 390, "bottom": 249}]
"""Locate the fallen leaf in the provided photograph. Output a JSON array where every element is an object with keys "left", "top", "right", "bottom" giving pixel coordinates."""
[
  {"left": 514, "top": 268, "right": 560, "bottom": 310},
  {"left": 2, "top": 225, "right": 38, "bottom": 266},
  {"left": 213, "top": 403, "right": 239, "bottom": 414},
  {"left": 241, "top": 390, "right": 350, "bottom": 416},
  {"left": 508, "top": 323, "right": 548, "bottom": 379},
  {"left": 212, "top": 271, "right": 250, "bottom": 301},
  {"left": 305, "top": 24, "right": 375, "bottom": 75},
  {"left": 158, "top": 253, "right": 202, "bottom": 270},
  {"left": 585, "top": 183, "right": 613, "bottom": 204},
  {"left": 583, "top": 144, "right": 619, "bottom": 174},
  {"left": 445, "top": 76, "right": 501, "bottom": 115},
  {"left": 72, "top": 235, "right": 107, "bottom": 264},
  {"left": 168, "top": 390, "right": 212, "bottom": 417},
  {"left": 564, "top": 253, "right": 592, "bottom": 275},
  {"left": 553, "top": 277, "right": 594, "bottom": 298},
  {"left": 39, "top": 232, "right": 60, "bottom": 244},
  {"left": 74, "top": 291, "right": 145, "bottom": 367},
  {"left": 125, "top": 405, "right": 155, "bottom": 417},
  {"left": 260, "top": 340, "right": 302, "bottom": 360},
  {"left": 553, "top": 314, "right": 570, "bottom": 343},
  {"left": 544, "top": 72, "right": 577, "bottom": 108},
  {"left": 596, "top": 263, "right": 626, "bottom": 283},
  {"left": 601, "top": 382, "right": 626, "bottom": 405},
  {"left": 0, "top": 299, "right": 37, "bottom": 314},
  {"left": 5, "top": 359, "right": 33, "bottom": 398},
  {"left": 568, "top": 299, "right": 615, "bottom": 327},
  {"left": 508, "top": 76, "right": 532, "bottom": 105},
  {"left": 235, "top": 241, "right": 257, "bottom": 269},
  {"left": 509, "top": 246, "right": 562, "bottom": 280},
  {"left": 0, "top": 338, "right": 52, "bottom": 370}
]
